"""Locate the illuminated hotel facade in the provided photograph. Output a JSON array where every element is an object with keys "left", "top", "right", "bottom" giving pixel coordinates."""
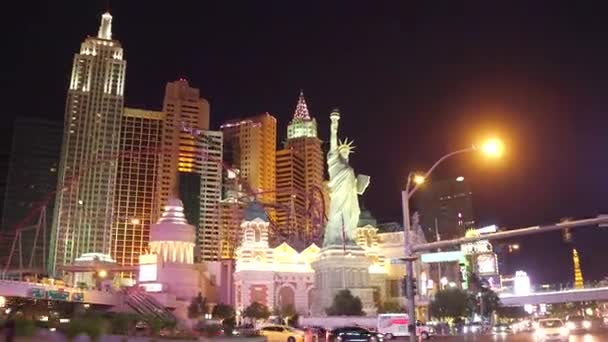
[
  {"left": 276, "top": 91, "right": 324, "bottom": 243},
  {"left": 198, "top": 130, "right": 223, "bottom": 261},
  {"left": 112, "top": 108, "right": 164, "bottom": 271},
  {"left": 275, "top": 148, "right": 305, "bottom": 242},
  {"left": 156, "top": 79, "right": 209, "bottom": 219},
  {"left": 220, "top": 113, "right": 276, "bottom": 242},
  {"left": 156, "top": 80, "right": 224, "bottom": 262},
  {"left": 49, "top": 12, "right": 126, "bottom": 274}
]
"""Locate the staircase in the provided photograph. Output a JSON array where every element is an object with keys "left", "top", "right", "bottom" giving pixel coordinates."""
[{"left": 124, "top": 289, "right": 176, "bottom": 322}]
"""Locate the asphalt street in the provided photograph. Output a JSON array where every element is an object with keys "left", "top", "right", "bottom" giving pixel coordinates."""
[{"left": 428, "top": 332, "right": 608, "bottom": 341}]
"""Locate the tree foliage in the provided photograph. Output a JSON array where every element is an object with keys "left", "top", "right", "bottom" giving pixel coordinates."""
[
  {"left": 378, "top": 300, "right": 405, "bottom": 314},
  {"left": 479, "top": 289, "right": 501, "bottom": 317},
  {"left": 243, "top": 302, "right": 271, "bottom": 320},
  {"left": 188, "top": 292, "right": 208, "bottom": 320},
  {"left": 212, "top": 303, "right": 235, "bottom": 320},
  {"left": 429, "top": 288, "right": 470, "bottom": 320},
  {"left": 497, "top": 306, "right": 529, "bottom": 320},
  {"left": 325, "top": 289, "right": 364, "bottom": 316}
]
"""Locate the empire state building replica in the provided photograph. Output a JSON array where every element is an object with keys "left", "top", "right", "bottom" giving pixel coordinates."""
[{"left": 49, "top": 12, "right": 126, "bottom": 275}]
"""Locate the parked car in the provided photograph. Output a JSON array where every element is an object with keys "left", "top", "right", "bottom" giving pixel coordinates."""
[
  {"left": 535, "top": 318, "right": 569, "bottom": 342},
  {"left": 260, "top": 325, "right": 306, "bottom": 342},
  {"left": 327, "top": 326, "right": 384, "bottom": 342}
]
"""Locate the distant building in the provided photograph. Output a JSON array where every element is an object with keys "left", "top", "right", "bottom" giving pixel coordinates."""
[
  {"left": 221, "top": 113, "right": 276, "bottom": 206},
  {"left": 276, "top": 91, "right": 324, "bottom": 244},
  {"left": 415, "top": 177, "right": 475, "bottom": 242},
  {"left": 112, "top": 108, "right": 164, "bottom": 273},
  {"left": 157, "top": 79, "right": 210, "bottom": 219},
  {"left": 156, "top": 80, "right": 222, "bottom": 262},
  {"left": 197, "top": 131, "right": 223, "bottom": 262},
  {"left": 1, "top": 117, "right": 62, "bottom": 267},
  {"left": 137, "top": 198, "right": 219, "bottom": 320},
  {"left": 233, "top": 205, "right": 430, "bottom": 317},
  {"left": 221, "top": 113, "right": 276, "bottom": 243},
  {"left": 275, "top": 148, "right": 305, "bottom": 242},
  {"left": 50, "top": 12, "right": 127, "bottom": 275}
]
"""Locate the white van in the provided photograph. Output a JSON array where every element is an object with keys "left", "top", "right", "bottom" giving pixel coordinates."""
[{"left": 377, "top": 314, "right": 432, "bottom": 340}]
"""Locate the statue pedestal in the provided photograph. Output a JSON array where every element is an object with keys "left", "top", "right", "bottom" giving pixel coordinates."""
[{"left": 311, "top": 245, "right": 377, "bottom": 316}]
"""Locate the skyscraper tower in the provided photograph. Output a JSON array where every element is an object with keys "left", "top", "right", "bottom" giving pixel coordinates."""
[
  {"left": 221, "top": 113, "right": 277, "bottom": 208},
  {"left": 275, "top": 148, "right": 305, "bottom": 242},
  {"left": 1, "top": 118, "right": 62, "bottom": 268},
  {"left": 157, "top": 79, "right": 210, "bottom": 219},
  {"left": 276, "top": 91, "right": 324, "bottom": 243},
  {"left": 156, "top": 79, "right": 221, "bottom": 262},
  {"left": 415, "top": 178, "right": 475, "bottom": 242},
  {"left": 572, "top": 248, "right": 584, "bottom": 289},
  {"left": 49, "top": 12, "right": 126, "bottom": 274},
  {"left": 112, "top": 108, "right": 164, "bottom": 272}
]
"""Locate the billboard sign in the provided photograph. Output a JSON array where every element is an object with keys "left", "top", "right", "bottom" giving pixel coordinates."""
[
  {"left": 476, "top": 253, "right": 498, "bottom": 275},
  {"left": 462, "top": 240, "right": 493, "bottom": 255},
  {"left": 420, "top": 251, "right": 463, "bottom": 263},
  {"left": 48, "top": 289, "right": 70, "bottom": 301},
  {"left": 29, "top": 288, "right": 46, "bottom": 299}
]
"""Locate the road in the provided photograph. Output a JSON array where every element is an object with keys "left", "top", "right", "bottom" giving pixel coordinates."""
[{"left": 430, "top": 332, "right": 608, "bottom": 341}]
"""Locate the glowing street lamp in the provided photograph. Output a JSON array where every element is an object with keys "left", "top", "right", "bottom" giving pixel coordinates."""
[
  {"left": 97, "top": 270, "right": 108, "bottom": 278},
  {"left": 480, "top": 138, "right": 504, "bottom": 158},
  {"left": 413, "top": 174, "right": 426, "bottom": 185}
]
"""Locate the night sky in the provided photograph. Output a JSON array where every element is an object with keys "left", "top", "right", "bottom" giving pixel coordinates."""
[{"left": 5, "top": 1, "right": 608, "bottom": 285}]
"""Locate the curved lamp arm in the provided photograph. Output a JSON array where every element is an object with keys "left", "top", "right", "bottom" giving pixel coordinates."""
[{"left": 406, "top": 146, "right": 476, "bottom": 198}]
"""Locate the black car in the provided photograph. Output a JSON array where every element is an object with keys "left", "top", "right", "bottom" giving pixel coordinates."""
[{"left": 327, "top": 327, "right": 384, "bottom": 342}]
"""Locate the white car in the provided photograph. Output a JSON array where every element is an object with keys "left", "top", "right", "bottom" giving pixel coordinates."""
[{"left": 535, "top": 318, "right": 569, "bottom": 342}]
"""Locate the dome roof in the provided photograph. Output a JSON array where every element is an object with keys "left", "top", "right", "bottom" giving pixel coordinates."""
[
  {"left": 150, "top": 197, "right": 195, "bottom": 243},
  {"left": 244, "top": 201, "right": 268, "bottom": 222}
]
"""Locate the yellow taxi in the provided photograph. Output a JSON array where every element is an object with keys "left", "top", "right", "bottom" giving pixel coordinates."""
[{"left": 260, "top": 325, "right": 306, "bottom": 342}]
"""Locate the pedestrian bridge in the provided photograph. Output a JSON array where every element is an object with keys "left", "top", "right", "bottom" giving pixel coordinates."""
[
  {"left": 0, "top": 279, "right": 176, "bottom": 320},
  {"left": 500, "top": 287, "right": 608, "bottom": 306},
  {"left": 0, "top": 279, "right": 120, "bottom": 305}
]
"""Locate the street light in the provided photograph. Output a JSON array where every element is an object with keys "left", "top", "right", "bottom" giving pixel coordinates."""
[
  {"left": 480, "top": 138, "right": 504, "bottom": 158},
  {"left": 402, "top": 138, "right": 503, "bottom": 342},
  {"left": 413, "top": 174, "right": 426, "bottom": 185}
]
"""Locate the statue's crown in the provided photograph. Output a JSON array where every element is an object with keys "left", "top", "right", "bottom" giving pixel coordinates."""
[{"left": 338, "top": 138, "right": 355, "bottom": 153}]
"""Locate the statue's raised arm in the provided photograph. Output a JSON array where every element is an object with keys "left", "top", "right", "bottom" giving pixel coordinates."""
[{"left": 329, "top": 109, "right": 340, "bottom": 154}]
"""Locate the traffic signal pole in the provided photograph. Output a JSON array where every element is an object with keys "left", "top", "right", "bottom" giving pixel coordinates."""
[
  {"left": 411, "top": 216, "right": 608, "bottom": 254},
  {"left": 402, "top": 215, "right": 608, "bottom": 342}
]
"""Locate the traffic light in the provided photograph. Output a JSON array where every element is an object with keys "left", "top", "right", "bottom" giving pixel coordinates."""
[
  {"left": 561, "top": 217, "right": 573, "bottom": 243},
  {"left": 402, "top": 276, "right": 418, "bottom": 298},
  {"left": 562, "top": 228, "right": 573, "bottom": 243}
]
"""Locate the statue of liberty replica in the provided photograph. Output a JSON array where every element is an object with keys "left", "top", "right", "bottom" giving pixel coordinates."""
[
  {"left": 311, "top": 108, "right": 378, "bottom": 316},
  {"left": 323, "top": 109, "right": 370, "bottom": 247}
]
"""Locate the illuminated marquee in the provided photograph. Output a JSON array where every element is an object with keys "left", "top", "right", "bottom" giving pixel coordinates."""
[
  {"left": 476, "top": 253, "right": 498, "bottom": 275},
  {"left": 461, "top": 240, "right": 492, "bottom": 255}
]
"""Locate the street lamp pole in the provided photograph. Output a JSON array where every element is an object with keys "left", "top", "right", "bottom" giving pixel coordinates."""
[{"left": 402, "top": 147, "right": 476, "bottom": 342}]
